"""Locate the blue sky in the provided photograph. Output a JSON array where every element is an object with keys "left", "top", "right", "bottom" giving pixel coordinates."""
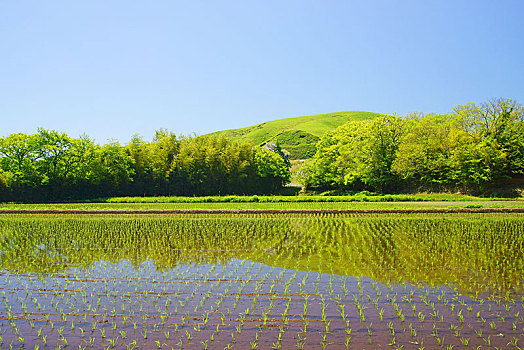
[{"left": 1, "top": 0, "right": 523, "bottom": 144}]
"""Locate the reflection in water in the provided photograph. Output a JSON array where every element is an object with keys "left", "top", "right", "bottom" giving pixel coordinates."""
[{"left": 0, "top": 213, "right": 523, "bottom": 349}]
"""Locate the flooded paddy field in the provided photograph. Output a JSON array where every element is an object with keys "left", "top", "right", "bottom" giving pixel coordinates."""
[{"left": 0, "top": 213, "right": 523, "bottom": 349}]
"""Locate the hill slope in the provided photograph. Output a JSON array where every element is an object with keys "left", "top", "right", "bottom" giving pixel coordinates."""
[{"left": 209, "top": 111, "right": 380, "bottom": 159}]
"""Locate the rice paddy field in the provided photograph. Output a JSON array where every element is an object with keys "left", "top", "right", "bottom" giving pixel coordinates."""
[{"left": 0, "top": 212, "right": 523, "bottom": 349}]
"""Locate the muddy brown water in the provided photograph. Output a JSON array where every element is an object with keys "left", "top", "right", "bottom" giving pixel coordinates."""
[
  {"left": 0, "top": 259, "right": 522, "bottom": 349},
  {"left": 0, "top": 213, "right": 523, "bottom": 349}
]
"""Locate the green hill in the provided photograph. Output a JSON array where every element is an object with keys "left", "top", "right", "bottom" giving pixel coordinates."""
[{"left": 209, "top": 111, "right": 380, "bottom": 159}]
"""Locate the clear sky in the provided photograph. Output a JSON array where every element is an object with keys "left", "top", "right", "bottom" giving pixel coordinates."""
[{"left": 1, "top": 0, "right": 523, "bottom": 144}]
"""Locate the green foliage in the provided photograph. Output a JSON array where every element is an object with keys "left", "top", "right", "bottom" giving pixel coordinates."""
[
  {"left": 446, "top": 136, "right": 507, "bottom": 190},
  {"left": 0, "top": 130, "right": 98, "bottom": 199},
  {"left": 37, "top": 129, "right": 98, "bottom": 186},
  {"left": 392, "top": 115, "right": 456, "bottom": 186},
  {"left": 94, "top": 142, "right": 135, "bottom": 191},
  {"left": 392, "top": 116, "right": 507, "bottom": 190},
  {"left": 4, "top": 194, "right": 520, "bottom": 211},
  {"left": 255, "top": 148, "right": 290, "bottom": 186},
  {"left": 453, "top": 98, "right": 524, "bottom": 174},
  {"left": 0, "top": 133, "right": 41, "bottom": 173},
  {"left": 169, "top": 135, "right": 259, "bottom": 195},
  {"left": 1, "top": 99, "right": 522, "bottom": 199},
  {"left": 124, "top": 130, "right": 181, "bottom": 195},
  {"left": 394, "top": 105, "right": 514, "bottom": 192},
  {"left": 0, "top": 132, "right": 42, "bottom": 189},
  {"left": 99, "top": 193, "right": 492, "bottom": 203},
  {"left": 306, "top": 115, "right": 405, "bottom": 192},
  {"left": 210, "top": 111, "right": 380, "bottom": 159},
  {"left": 308, "top": 99, "right": 524, "bottom": 194},
  {"left": 0, "top": 131, "right": 291, "bottom": 201},
  {"left": 273, "top": 130, "right": 320, "bottom": 159}
]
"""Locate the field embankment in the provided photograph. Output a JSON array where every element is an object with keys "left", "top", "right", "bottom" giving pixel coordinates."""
[
  {"left": 2, "top": 202, "right": 524, "bottom": 214},
  {"left": 2, "top": 193, "right": 524, "bottom": 211},
  {"left": 2, "top": 208, "right": 524, "bottom": 214}
]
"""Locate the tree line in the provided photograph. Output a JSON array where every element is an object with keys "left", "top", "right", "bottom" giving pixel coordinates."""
[
  {"left": 0, "top": 130, "right": 291, "bottom": 202},
  {"left": 304, "top": 98, "right": 524, "bottom": 194},
  {"left": 2, "top": 98, "right": 522, "bottom": 201}
]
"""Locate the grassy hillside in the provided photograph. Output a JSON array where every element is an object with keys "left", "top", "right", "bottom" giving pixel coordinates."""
[{"left": 209, "top": 111, "right": 380, "bottom": 159}]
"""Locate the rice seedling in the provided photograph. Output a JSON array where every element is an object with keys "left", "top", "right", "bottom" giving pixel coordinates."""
[{"left": 0, "top": 212, "right": 521, "bottom": 348}]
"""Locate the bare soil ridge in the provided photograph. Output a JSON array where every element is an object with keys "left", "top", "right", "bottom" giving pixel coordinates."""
[{"left": 2, "top": 208, "right": 524, "bottom": 214}]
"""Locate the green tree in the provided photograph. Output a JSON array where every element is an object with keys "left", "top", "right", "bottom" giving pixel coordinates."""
[
  {"left": 306, "top": 115, "right": 405, "bottom": 192},
  {"left": 0, "top": 133, "right": 41, "bottom": 173},
  {"left": 0, "top": 169, "right": 13, "bottom": 200},
  {"left": 447, "top": 135, "right": 507, "bottom": 191},
  {"left": 303, "top": 124, "right": 349, "bottom": 189},
  {"left": 93, "top": 142, "right": 135, "bottom": 194},
  {"left": 148, "top": 129, "right": 181, "bottom": 194},
  {"left": 255, "top": 146, "right": 291, "bottom": 192},
  {"left": 169, "top": 135, "right": 263, "bottom": 195},
  {"left": 393, "top": 115, "right": 457, "bottom": 188},
  {"left": 36, "top": 129, "right": 98, "bottom": 186},
  {"left": 126, "top": 133, "right": 153, "bottom": 195},
  {"left": 394, "top": 111, "right": 509, "bottom": 192},
  {"left": 0, "top": 133, "right": 43, "bottom": 195},
  {"left": 361, "top": 115, "right": 405, "bottom": 191},
  {"left": 453, "top": 98, "right": 524, "bottom": 174},
  {"left": 37, "top": 129, "right": 74, "bottom": 180}
]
